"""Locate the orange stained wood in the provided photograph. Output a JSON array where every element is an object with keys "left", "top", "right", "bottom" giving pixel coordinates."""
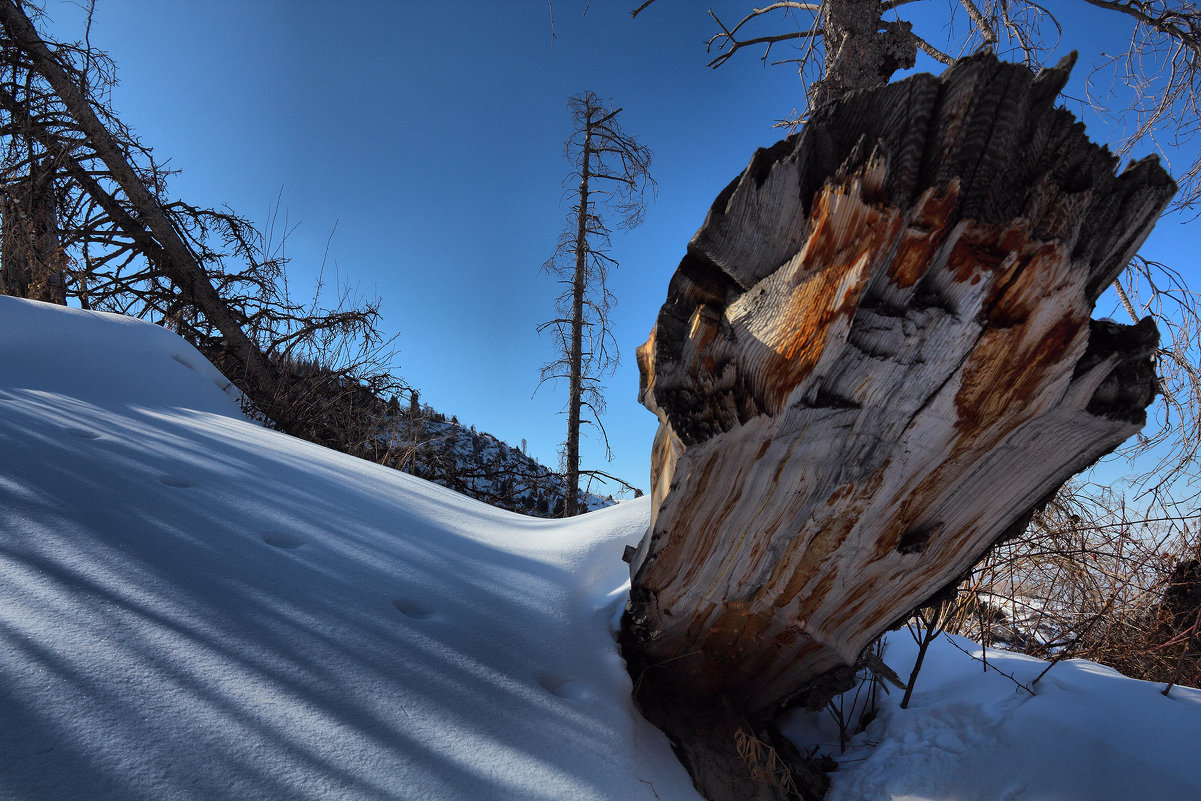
[
  {"left": 887, "top": 182, "right": 961, "bottom": 288},
  {"left": 625, "top": 55, "right": 1172, "bottom": 724},
  {"left": 686, "top": 433, "right": 805, "bottom": 607},
  {"left": 635, "top": 326, "right": 657, "bottom": 409},
  {"left": 755, "top": 188, "right": 898, "bottom": 413},
  {"left": 686, "top": 305, "right": 724, "bottom": 376}
]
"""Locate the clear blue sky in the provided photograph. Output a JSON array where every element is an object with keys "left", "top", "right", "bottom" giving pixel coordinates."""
[{"left": 38, "top": 0, "right": 1198, "bottom": 497}]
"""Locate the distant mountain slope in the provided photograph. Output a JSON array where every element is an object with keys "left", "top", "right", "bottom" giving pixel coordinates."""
[
  {"left": 240, "top": 356, "right": 634, "bottom": 518},
  {"left": 225, "top": 348, "right": 635, "bottom": 518},
  {"left": 381, "top": 406, "right": 624, "bottom": 517}
]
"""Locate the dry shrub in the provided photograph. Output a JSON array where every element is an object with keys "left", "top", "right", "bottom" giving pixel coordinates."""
[
  {"left": 945, "top": 482, "right": 1201, "bottom": 689},
  {"left": 734, "top": 728, "right": 800, "bottom": 795},
  {"left": 226, "top": 329, "right": 409, "bottom": 467}
]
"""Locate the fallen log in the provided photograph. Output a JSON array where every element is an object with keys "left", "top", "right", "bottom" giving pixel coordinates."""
[
  {"left": 0, "top": 0, "right": 278, "bottom": 398},
  {"left": 620, "top": 53, "right": 1175, "bottom": 801}
]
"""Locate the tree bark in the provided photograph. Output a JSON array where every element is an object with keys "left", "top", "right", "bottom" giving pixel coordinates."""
[
  {"left": 811, "top": 0, "right": 917, "bottom": 108},
  {"left": 621, "top": 54, "right": 1174, "bottom": 801},
  {"left": 0, "top": 156, "right": 66, "bottom": 304},
  {"left": 566, "top": 128, "right": 592, "bottom": 517},
  {"left": 0, "top": 0, "right": 277, "bottom": 395}
]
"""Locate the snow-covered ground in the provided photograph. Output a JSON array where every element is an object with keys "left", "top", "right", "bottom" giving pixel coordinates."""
[
  {"left": 2, "top": 294, "right": 1199, "bottom": 801},
  {"left": 786, "top": 632, "right": 1201, "bottom": 801}
]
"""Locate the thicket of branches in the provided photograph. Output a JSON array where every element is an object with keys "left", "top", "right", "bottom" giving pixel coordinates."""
[
  {"left": 0, "top": 0, "right": 405, "bottom": 460},
  {"left": 941, "top": 483, "right": 1201, "bottom": 689},
  {"left": 820, "top": 488, "right": 1201, "bottom": 753}
]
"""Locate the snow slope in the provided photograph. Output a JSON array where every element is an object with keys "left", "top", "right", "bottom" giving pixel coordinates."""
[
  {"left": 2, "top": 294, "right": 1200, "bottom": 801},
  {"left": 0, "top": 297, "right": 698, "bottom": 801}
]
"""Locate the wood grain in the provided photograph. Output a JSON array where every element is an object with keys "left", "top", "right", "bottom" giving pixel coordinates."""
[{"left": 623, "top": 54, "right": 1174, "bottom": 723}]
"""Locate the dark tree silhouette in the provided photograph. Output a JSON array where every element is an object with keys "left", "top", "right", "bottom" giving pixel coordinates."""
[
  {"left": 0, "top": 0, "right": 397, "bottom": 443},
  {"left": 538, "top": 91, "right": 653, "bottom": 516}
]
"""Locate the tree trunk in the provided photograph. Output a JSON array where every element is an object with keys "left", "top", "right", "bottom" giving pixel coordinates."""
[
  {"left": 811, "top": 0, "right": 917, "bottom": 109},
  {"left": 0, "top": 1, "right": 277, "bottom": 395},
  {"left": 621, "top": 54, "right": 1174, "bottom": 801},
  {"left": 0, "top": 156, "right": 66, "bottom": 304},
  {"left": 566, "top": 130, "right": 592, "bottom": 517}
]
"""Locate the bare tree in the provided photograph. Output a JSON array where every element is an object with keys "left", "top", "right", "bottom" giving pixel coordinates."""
[
  {"left": 0, "top": 0, "right": 277, "bottom": 393},
  {"left": 538, "top": 91, "right": 653, "bottom": 516},
  {"left": 0, "top": 153, "right": 66, "bottom": 303},
  {"left": 0, "top": 0, "right": 399, "bottom": 444}
]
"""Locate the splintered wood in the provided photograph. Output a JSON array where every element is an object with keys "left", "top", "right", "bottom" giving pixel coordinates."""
[{"left": 623, "top": 54, "right": 1175, "bottom": 719}]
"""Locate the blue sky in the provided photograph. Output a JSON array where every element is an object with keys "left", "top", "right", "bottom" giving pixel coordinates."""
[{"left": 37, "top": 0, "right": 1199, "bottom": 497}]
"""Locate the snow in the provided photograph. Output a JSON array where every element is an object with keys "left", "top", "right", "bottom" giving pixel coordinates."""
[
  {"left": 2, "top": 293, "right": 1200, "bottom": 800},
  {"left": 0, "top": 297, "right": 697, "bottom": 801},
  {"left": 784, "top": 632, "right": 1201, "bottom": 801}
]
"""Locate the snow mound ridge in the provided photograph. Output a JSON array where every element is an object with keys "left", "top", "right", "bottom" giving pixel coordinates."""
[{"left": 0, "top": 296, "right": 698, "bottom": 801}]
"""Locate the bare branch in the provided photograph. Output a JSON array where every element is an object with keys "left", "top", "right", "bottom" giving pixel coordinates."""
[
  {"left": 630, "top": 0, "right": 661, "bottom": 19},
  {"left": 706, "top": 8, "right": 820, "bottom": 70},
  {"left": 1080, "top": 0, "right": 1201, "bottom": 207},
  {"left": 958, "top": 0, "right": 1000, "bottom": 45},
  {"left": 913, "top": 32, "right": 956, "bottom": 65}
]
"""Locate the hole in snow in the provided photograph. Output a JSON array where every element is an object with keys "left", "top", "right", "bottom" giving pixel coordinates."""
[
  {"left": 392, "top": 599, "right": 435, "bottom": 620},
  {"left": 159, "top": 474, "right": 196, "bottom": 488},
  {"left": 65, "top": 427, "right": 101, "bottom": 439},
  {"left": 537, "top": 674, "right": 591, "bottom": 700},
  {"left": 262, "top": 533, "right": 305, "bottom": 550},
  {"left": 171, "top": 353, "right": 198, "bottom": 371}
]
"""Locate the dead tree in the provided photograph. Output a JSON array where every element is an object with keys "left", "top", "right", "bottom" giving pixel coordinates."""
[
  {"left": 0, "top": 1, "right": 397, "bottom": 441},
  {"left": 539, "top": 91, "right": 653, "bottom": 516},
  {"left": 0, "top": 0, "right": 276, "bottom": 393},
  {"left": 633, "top": 0, "right": 1201, "bottom": 493},
  {"left": 635, "top": 0, "right": 1201, "bottom": 206},
  {"left": 620, "top": 54, "right": 1175, "bottom": 801}
]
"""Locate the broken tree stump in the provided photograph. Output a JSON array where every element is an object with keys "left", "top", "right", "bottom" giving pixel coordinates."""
[{"left": 620, "top": 53, "right": 1175, "bottom": 801}]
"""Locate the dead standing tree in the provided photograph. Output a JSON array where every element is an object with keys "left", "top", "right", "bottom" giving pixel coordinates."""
[
  {"left": 0, "top": 153, "right": 66, "bottom": 303},
  {"left": 619, "top": 54, "right": 1175, "bottom": 801},
  {"left": 539, "top": 91, "right": 653, "bottom": 516}
]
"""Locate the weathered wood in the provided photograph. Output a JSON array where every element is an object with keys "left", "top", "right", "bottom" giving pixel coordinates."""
[{"left": 621, "top": 54, "right": 1174, "bottom": 800}]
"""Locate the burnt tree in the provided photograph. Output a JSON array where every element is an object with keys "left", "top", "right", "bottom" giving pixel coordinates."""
[
  {"left": 0, "top": 1, "right": 398, "bottom": 447},
  {"left": 0, "top": 0, "right": 276, "bottom": 394},
  {"left": 620, "top": 54, "right": 1175, "bottom": 801}
]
